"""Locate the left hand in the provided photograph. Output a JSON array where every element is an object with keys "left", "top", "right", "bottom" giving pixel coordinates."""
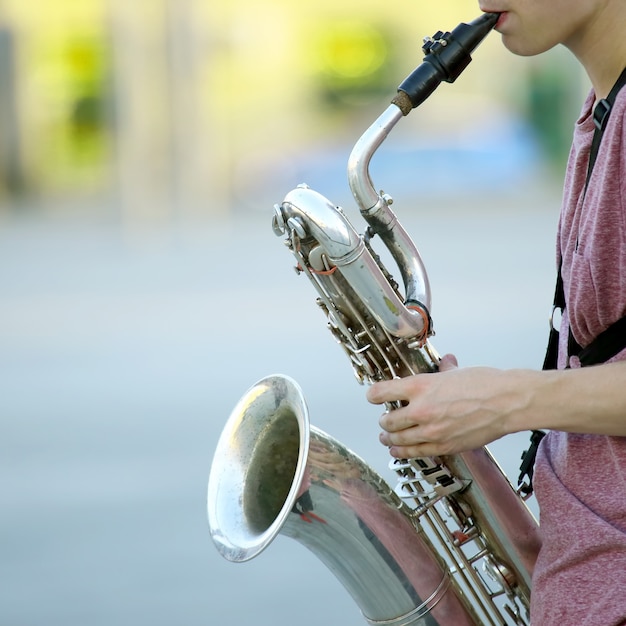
[{"left": 366, "top": 354, "right": 520, "bottom": 458}]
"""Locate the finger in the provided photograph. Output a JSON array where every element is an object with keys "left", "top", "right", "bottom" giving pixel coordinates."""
[
  {"left": 438, "top": 353, "right": 459, "bottom": 372},
  {"left": 379, "top": 428, "right": 418, "bottom": 448},
  {"left": 366, "top": 378, "right": 416, "bottom": 405},
  {"left": 379, "top": 427, "right": 427, "bottom": 457},
  {"left": 379, "top": 405, "right": 421, "bottom": 433},
  {"left": 383, "top": 436, "right": 453, "bottom": 459},
  {"left": 386, "top": 443, "right": 437, "bottom": 459},
  {"left": 380, "top": 420, "right": 427, "bottom": 446}
]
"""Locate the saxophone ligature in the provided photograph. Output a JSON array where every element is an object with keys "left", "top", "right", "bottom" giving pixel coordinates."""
[{"left": 208, "top": 12, "right": 541, "bottom": 626}]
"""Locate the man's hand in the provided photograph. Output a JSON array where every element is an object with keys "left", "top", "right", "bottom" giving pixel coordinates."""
[{"left": 366, "top": 354, "right": 519, "bottom": 457}]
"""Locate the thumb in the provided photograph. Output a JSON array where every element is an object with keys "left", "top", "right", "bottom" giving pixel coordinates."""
[{"left": 438, "top": 353, "right": 459, "bottom": 372}]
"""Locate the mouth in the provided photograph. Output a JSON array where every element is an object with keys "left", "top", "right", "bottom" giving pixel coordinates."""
[{"left": 482, "top": 10, "right": 507, "bottom": 30}]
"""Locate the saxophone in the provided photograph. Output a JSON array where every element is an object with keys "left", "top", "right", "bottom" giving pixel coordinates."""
[{"left": 208, "top": 13, "right": 541, "bottom": 626}]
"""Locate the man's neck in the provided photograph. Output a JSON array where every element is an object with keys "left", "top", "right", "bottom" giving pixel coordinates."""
[{"left": 565, "top": 4, "right": 626, "bottom": 99}]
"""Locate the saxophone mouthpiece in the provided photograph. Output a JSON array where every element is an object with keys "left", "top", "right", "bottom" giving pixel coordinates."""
[
  {"left": 443, "top": 12, "right": 500, "bottom": 62},
  {"left": 393, "top": 12, "right": 500, "bottom": 114}
]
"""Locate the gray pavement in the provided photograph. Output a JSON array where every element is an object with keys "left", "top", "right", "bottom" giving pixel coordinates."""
[{"left": 0, "top": 183, "right": 560, "bottom": 625}]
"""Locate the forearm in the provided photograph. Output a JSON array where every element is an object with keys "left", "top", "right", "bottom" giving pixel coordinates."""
[
  {"left": 514, "top": 360, "right": 626, "bottom": 437},
  {"left": 369, "top": 357, "right": 626, "bottom": 458}
]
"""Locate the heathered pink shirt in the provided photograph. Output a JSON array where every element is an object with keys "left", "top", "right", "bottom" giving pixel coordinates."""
[{"left": 531, "top": 88, "right": 626, "bottom": 625}]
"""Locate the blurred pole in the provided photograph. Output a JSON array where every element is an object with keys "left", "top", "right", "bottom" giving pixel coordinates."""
[
  {"left": 0, "top": 21, "right": 25, "bottom": 203},
  {"left": 165, "top": 0, "right": 231, "bottom": 218},
  {"left": 107, "top": 0, "right": 231, "bottom": 226},
  {"left": 107, "top": 0, "right": 172, "bottom": 226}
]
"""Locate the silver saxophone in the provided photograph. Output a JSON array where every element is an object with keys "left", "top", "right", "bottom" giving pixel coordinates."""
[{"left": 208, "top": 13, "right": 541, "bottom": 626}]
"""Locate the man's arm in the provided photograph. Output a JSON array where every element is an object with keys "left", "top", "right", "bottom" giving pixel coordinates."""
[{"left": 367, "top": 357, "right": 626, "bottom": 458}]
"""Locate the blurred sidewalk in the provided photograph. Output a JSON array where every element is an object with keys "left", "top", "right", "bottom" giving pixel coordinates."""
[{"left": 0, "top": 181, "right": 559, "bottom": 625}]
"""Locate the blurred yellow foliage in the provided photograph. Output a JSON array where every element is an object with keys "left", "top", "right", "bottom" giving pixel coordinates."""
[{"left": 0, "top": 0, "right": 582, "bottom": 214}]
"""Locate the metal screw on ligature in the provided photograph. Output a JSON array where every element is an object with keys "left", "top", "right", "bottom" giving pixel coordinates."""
[{"left": 422, "top": 31, "right": 449, "bottom": 54}]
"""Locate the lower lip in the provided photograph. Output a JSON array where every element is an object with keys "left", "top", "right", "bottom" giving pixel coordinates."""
[{"left": 495, "top": 12, "right": 508, "bottom": 29}]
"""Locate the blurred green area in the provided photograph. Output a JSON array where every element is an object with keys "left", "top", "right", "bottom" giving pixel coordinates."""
[{"left": 0, "top": 0, "right": 584, "bottom": 216}]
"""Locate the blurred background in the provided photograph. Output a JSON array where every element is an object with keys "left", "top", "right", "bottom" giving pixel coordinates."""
[{"left": 0, "top": 1, "right": 588, "bottom": 625}]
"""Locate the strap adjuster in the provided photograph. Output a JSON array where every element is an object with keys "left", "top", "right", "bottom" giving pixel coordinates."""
[{"left": 593, "top": 98, "right": 611, "bottom": 131}]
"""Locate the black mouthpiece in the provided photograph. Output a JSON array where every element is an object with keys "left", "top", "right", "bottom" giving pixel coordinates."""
[{"left": 393, "top": 12, "right": 500, "bottom": 114}]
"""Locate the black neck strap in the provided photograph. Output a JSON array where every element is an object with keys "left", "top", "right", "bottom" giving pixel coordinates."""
[
  {"left": 586, "top": 65, "right": 626, "bottom": 189},
  {"left": 543, "top": 65, "right": 626, "bottom": 370},
  {"left": 522, "top": 66, "right": 626, "bottom": 497}
]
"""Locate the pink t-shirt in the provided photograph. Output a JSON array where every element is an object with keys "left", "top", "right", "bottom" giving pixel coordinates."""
[{"left": 531, "top": 88, "right": 626, "bottom": 625}]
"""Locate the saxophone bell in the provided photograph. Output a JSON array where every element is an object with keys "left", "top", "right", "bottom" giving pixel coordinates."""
[
  {"left": 208, "top": 374, "right": 480, "bottom": 625},
  {"left": 208, "top": 375, "right": 309, "bottom": 563}
]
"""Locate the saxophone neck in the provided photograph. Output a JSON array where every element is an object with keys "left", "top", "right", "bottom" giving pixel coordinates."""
[
  {"left": 346, "top": 104, "right": 432, "bottom": 316},
  {"left": 347, "top": 12, "right": 500, "bottom": 211},
  {"left": 347, "top": 104, "right": 404, "bottom": 216},
  {"left": 345, "top": 13, "right": 500, "bottom": 315}
]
